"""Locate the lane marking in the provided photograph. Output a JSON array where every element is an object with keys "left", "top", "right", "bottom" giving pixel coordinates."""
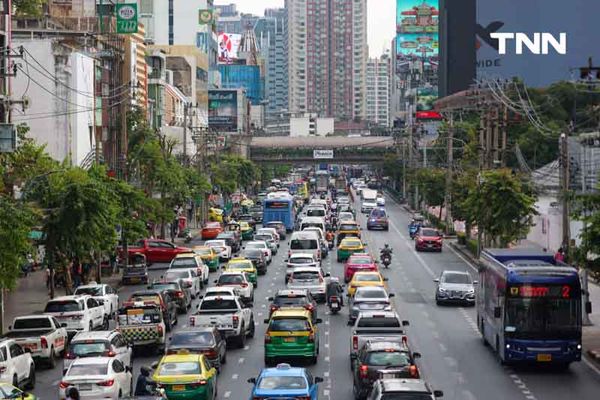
[
  {"left": 389, "top": 220, "right": 436, "bottom": 279},
  {"left": 231, "top": 374, "right": 238, "bottom": 380},
  {"left": 224, "top": 391, "right": 231, "bottom": 398},
  {"left": 238, "top": 357, "right": 244, "bottom": 364}
]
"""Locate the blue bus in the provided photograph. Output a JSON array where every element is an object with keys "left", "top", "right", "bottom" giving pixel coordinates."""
[
  {"left": 263, "top": 195, "right": 295, "bottom": 232},
  {"left": 478, "top": 248, "right": 584, "bottom": 367}
]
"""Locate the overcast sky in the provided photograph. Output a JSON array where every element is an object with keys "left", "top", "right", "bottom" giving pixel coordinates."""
[{"left": 214, "top": 0, "right": 396, "bottom": 58}]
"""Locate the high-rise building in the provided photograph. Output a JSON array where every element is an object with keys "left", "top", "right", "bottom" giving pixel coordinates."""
[
  {"left": 366, "top": 55, "right": 391, "bottom": 128},
  {"left": 255, "top": 8, "right": 288, "bottom": 117},
  {"left": 287, "top": 0, "right": 367, "bottom": 122},
  {"left": 215, "top": 4, "right": 260, "bottom": 35}
]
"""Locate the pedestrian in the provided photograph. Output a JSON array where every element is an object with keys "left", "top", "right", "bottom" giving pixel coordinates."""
[
  {"left": 554, "top": 247, "right": 565, "bottom": 263},
  {"left": 71, "top": 257, "right": 82, "bottom": 288},
  {"left": 66, "top": 386, "right": 80, "bottom": 400},
  {"left": 45, "top": 266, "right": 52, "bottom": 293}
]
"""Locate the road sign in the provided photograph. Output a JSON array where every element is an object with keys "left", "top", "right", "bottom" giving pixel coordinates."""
[
  {"left": 198, "top": 9, "right": 213, "bottom": 25},
  {"left": 116, "top": 3, "right": 138, "bottom": 34},
  {"left": 313, "top": 149, "right": 334, "bottom": 159}
]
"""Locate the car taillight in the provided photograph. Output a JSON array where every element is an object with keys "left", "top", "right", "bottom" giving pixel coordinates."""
[
  {"left": 71, "top": 315, "right": 83, "bottom": 320},
  {"left": 0, "top": 366, "right": 6, "bottom": 374},
  {"left": 232, "top": 315, "right": 239, "bottom": 328},
  {"left": 402, "top": 336, "right": 408, "bottom": 346},
  {"left": 103, "top": 350, "right": 116, "bottom": 357},
  {"left": 97, "top": 379, "right": 114, "bottom": 387},
  {"left": 409, "top": 365, "right": 419, "bottom": 378},
  {"left": 270, "top": 305, "right": 278, "bottom": 312},
  {"left": 288, "top": 250, "right": 291, "bottom": 258},
  {"left": 359, "top": 364, "right": 369, "bottom": 378},
  {"left": 158, "top": 324, "right": 164, "bottom": 336},
  {"left": 64, "top": 352, "right": 76, "bottom": 360},
  {"left": 40, "top": 337, "right": 48, "bottom": 349},
  {"left": 188, "top": 381, "right": 207, "bottom": 388},
  {"left": 264, "top": 334, "right": 271, "bottom": 344},
  {"left": 353, "top": 335, "right": 358, "bottom": 350},
  {"left": 175, "top": 291, "right": 184, "bottom": 298},
  {"left": 59, "top": 381, "right": 70, "bottom": 389},
  {"left": 263, "top": 251, "right": 268, "bottom": 256},
  {"left": 203, "top": 349, "right": 217, "bottom": 358},
  {"left": 329, "top": 296, "right": 337, "bottom": 302},
  {"left": 240, "top": 283, "right": 248, "bottom": 288},
  {"left": 305, "top": 304, "right": 314, "bottom": 311},
  {"left": 308, "top": 332, "right": 315, "bottom": 343}
]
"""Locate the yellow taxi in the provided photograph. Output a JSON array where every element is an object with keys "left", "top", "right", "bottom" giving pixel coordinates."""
[
  {"left": 337, "top": 237, "right": 366, "bottom": 262},
  {"left": 0, "top": 384, "right": 36, "bottom": 400},
  {"left": 347, "top": 271, "right": 388, "bottom": 296},
  {"left": 263, "top": 309, "right": 322, "bottom": 366},
  {"left": 336, "top": 220, "right": 361, "bottom": 245},
  {"left": 239, "top": 221, "right": 254, "bottom": 240},
  {"left": 152, "top": 353, "right": 217, "bottom": 400},
  {"left": 225, "top": 258, "right": 258, "bottom": 287},
  {"left": 193, "top": 246, "right": 220, "bottom": 271}
]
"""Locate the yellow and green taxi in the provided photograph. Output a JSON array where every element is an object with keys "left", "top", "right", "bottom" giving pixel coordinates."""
[
  {"left": 0, "top": 383, "right": 36, "bottom": 400},
  {"left": 239, "top": 221, "right": 254, "bottom": 240},
  {"left": 263, "top": 309, "right": 322, "bottom": 366},
  {"left": 225, "top": 257, "right": 257, "bottom": 286},
  {"left": 208, "top": 207, "right": 224, "bottom": 223},
  {"left": 193, "top": 246, "right": 220, "bottom": 271},
  {"left": 347, "top": 271, "right": 388, "bottom": 296},
  {"left": 336, "top": 220, "right": 361, "bottom": 245},
  {"left": 152, "top": 353, "right": 217, "bottom": 400},
  {"left": 337, "top": 237, "right": 366, "bottom": 262}
]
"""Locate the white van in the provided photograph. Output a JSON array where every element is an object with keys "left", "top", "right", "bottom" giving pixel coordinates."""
[
  {"left": 299, "top": 216, "right": 327, "bottom": 234},
  {"left": 288, "top": 231, "right": 321, "bottom": 262}
]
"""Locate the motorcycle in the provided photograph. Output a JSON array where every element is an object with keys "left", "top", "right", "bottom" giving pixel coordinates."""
[
  {"left": 381, "top": 254, "right": 392, "bottom": 269},
  {"left": 408, "top": 223, "right": 420, "bottom": 239},
  {"left": 183, "top": 229, "right": 193, "bottom": 243},
  {"left": 328, "top": 296, "right": 341, "bottom": 314}
]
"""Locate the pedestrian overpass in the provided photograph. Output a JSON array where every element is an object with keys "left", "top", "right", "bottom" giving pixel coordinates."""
[{"left": 248, "top": 136, "right": 396, "bottom": 163}]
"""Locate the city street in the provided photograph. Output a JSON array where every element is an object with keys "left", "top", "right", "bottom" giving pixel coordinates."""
[{"left": 19, "top": 193, "right": 599, "bottom": 400}]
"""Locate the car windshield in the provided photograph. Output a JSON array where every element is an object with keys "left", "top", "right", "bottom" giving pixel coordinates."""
[
  {"left": 290, "top": 257, "right": 314, "bottom": 264},
  {"left": 292, "top": 271, "right": 319, "bottom": 280},
  {"left": 194, "top": 248, "right": 211, "bottom": 256},
  {"left": 339, "top": 213, "right": 354, "bottom": 220},
  {"left": 171, "top": 258, "right": 197, "bottom": 268},
  {"left": 420, "top": 229, "right": 440, "bottom": 237},
  {"left": 291, "top": 239, "right": 318, "bottom": 250},
  {"left": 158, "top": 362, "right": 200, "bottom": 376},
  {"left": 44, "top": 301, "right": 81, "bottom": 313},
  {"left": 255, "top": 235, "right": 272, "bottom": 241},
  {"left": 218, "top": 275, "right": 244, "bottom": 284},
  {"left": 206, "top": 241, "right": 225, "bottom": 247},
  {"left": 74, "top": 287, "right": 103, "bottom": 296},
  {"left": 170, "top": 332, "right": 215, "bottom": 346},
  {"left": 349, "top": 257, "right": 372, "bottom": 265},
  {"left": 505, "top": 297, "right": 581, "bottom": 338},
  {"left": 229, "top": 261, "right": 253, "bottom": 269},
  {"left": 370, "top": 209, "right": 386, "bottom": 218},
  {"left": 165, "top": 270, "right": 190, "bottom": 280},
  {"left": 343, "top": 239, "right": 362, "bottom": 247},
  {"left": 151, "top": 283, "right": 179, "bottom": 291},
  {"left": 200, "top": 298, "right": 238, "bottom": 310},
  {"left": 257, "top": 376, "right": 308, "bottom": 390},
  {"left": 356, "top": 289, "right": 386, "bottom": 299},
  {"left": 357, "top": 317, "right": 401, "bottom": 328},
  {"left": 269, "top": 318, "right": 311, "bottom": 331},
  {"left": 380, "top": 394, "right": 433, "bottom": 400},
  {"left": 340, "top": 224, "right": 358, "bottom": 231},
  {"left": 246, "top": 243, "right": 263, "bottom": 249},
  {"left": 442, "top": 273, "right": 471, "bottom": 284},
  {"left": 13, "top": 318, "right": 51, "bottom": 329},
  {"left": 354, "top": 274, "right": 380, "bottom": 282},
  {"left": 274, "top": 296, "right": 308, "bottom": 307},
  {"left": 366, "top": 351, "right": 411, "bottom": 366},
  {"left": 70, "top": 341, "right": 109, "bottom": 356},
  {"left": 68, "top": 364, "right": 108, "bottom": 376},
  {"left": 307, "top": 209, "right": 325, "bottom": 217}
]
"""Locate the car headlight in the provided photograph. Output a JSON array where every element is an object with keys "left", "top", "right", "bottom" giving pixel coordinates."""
[{"left": 438, "top": 288, "right": 446, "bottom": 293}]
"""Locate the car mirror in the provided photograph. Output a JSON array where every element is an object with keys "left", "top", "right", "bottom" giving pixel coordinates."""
[
  {"left": 315, "top": 318, "right": 323, "bottom": 324},
  {"left": 267, "top": 297, "right": 274, "bottom": 301},
  {"left": 402, "top": 320, "right": 410, "bottom": 326},
  {"left": 324, "top": 273, "right": 330, "bottom": 277},
  {"left": 494, "top": 307, "right": 502, "bottom": 318},
  {"left": 7, "top": 325, "right": 11, "bottom": 331},
  {"left": 412, "top": 352, "right": 422, "bottom": 359},
  {"left": 151, "top": 361, "right": 159, "bottom": 369},
  {"left": 126, "top": 366, "right": 132, "bottom": 373},
  {"left": 247, "top": 377, "right": 256, "bottom": 384},
  {"left": 586, "top": 301, "right": 593, "bottom": 314},
  {"left": 315, "top": 377, "right": 324, "bottom": 384},
  {"left": 388, "top": 293, "right": 395, "bottom": 298},
  {"left": 434, "top": 390, "right": 444, "bottom": 398},
  {"left": 383, "top": 277, "right": 389, "bottom": 282},
  {"left": 473, "top": 280, "right": 478, "bottom": 285},
  {"left": 213, "top": 280, "right": 218, "bottom": 284},
  {"left": 264, "top": 319, "right": 270, "bottom": 324},
  {"left": 23, "top": 348, "right": 32, "bottom": 353},
  {"left": 245, "top": 303, "right": 254, "bottom": 308},
  {"left": 61, "top": 323, "right": 68, "bottom": 328}
]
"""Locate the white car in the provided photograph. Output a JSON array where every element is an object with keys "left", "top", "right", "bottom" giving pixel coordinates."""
[
  {"left": 74, "top": 283, "right": 119, "bottom": 318},
  {"left": 59, "top": 357, "right": 132, "bottom": 400},
  {"left": 285, "top": 253, "right": 319, "bottom": 283},
  {"left": 163, "top": 268, "right": 202, "bottom": 298},
  {"left": 44, "top": 295, "right": 107, "bottom": 335},
  {"left": 0, "top": 339, "right": 36, "bottom": 389},
  {"left": 64, "top": 331, "right": 132, "bottom": 375},
  {"left": 361, "top": 201, "right": 377, "bottom": 214},
  {"left": 245, "top": 241, "right": 272, "bottom": 263},
  {"left": 169, "top": 254, "right": 209, "bottom": 287},
  {"left": 253, "top": 233, "right": 278, "bottom": 254},
  {"left": 376, "top": 197, "right": 386, "bottom": 206},
  {"left": 287, "top": 267, "right": 328, "bottom": 303},
  {"left": 205, "top": 239, "right": 232, "bottom": 261},
  {"left": 338, "top": 212, "right": 354, "bottom": 222},
  {"left": 215, "top": 272, "right": 254, "bottom": 302},
  {"left": 257, "top": 228, "right": 280, "bottom": 247},
  {"left": 203, "top": 286, "right": 238, "bottom": 299}
]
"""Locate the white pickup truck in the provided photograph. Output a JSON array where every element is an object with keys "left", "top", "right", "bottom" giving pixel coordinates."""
[
  {"left": 189, "top": 295, "right": 255, "bottom": 348},
  {"left": 43, "top": 295, "right": 108, "bottom": 336},
  {"left": 4, "top": 315, "right": 68, "bottom": 369}
]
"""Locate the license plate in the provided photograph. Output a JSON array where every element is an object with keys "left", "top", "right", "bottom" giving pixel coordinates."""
[
  {"left": 331, "top": 302, "right": 339, "bottom": 308},
  {"left": 129, "top": 277, "right": 140, "bottom": 283},
  {"left": 537, "top": 354, "right": 552, "bottom": 362},
  {"left": 79, "top": 384, "right": 92, "bottom": 391},
  {"left": 284, "top": 337, "right": 296, "bottom": 343},
  {"left": 172, "top": 385, "right": 186, "bottom": 391}
]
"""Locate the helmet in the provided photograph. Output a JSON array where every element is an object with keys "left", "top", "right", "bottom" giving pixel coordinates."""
[
  {"left": 384, "top": 244, "right": 390, "bottom": 249},
  {"left": 330, "top": 277, "right": 340, "bottom": 284},
  {"left": 140, "top": 366, "right": 152, "bottom": 376}
]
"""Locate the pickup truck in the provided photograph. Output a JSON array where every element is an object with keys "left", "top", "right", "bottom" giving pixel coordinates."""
[
  {"left": 123, "top": 239, "right": 191, "bottom": 263},
  {"left": 349, "top": 311, "right": 409, "bottom": 367},
  {"left": 4, "top": 315, "right": 68, "bottom": 368},
  {"left": 189, "top": 295, "right": 255, "bottom": 348},
  {"left": 43, "top": 295, "right": 108, "bottom": 337},
  {"left": 117, "top": 302, "right": 166, "bottom": 354}
]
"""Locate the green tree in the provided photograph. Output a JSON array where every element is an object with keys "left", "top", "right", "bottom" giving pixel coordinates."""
[
  {"left": 571, "top": 190, "right": 600, "bottom": 275},
  {"left": 414, "top": 168, "right": 446, "bottom": 220},
  {"left": 13, "top": 0, "right": 47, "bottom": 16}
]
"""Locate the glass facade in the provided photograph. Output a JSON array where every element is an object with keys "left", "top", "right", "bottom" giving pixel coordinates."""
[{"left": 218, "top": 64, "right": 262, "bottom": 105}]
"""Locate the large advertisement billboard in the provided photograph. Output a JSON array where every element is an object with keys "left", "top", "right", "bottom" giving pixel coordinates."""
[
  {"left": 477, "top": 0, "right": 600, "bottom": 87},
  {"left": 209, "top": 90, "right": 238, "bottom": 132},
  {"left": 218, "top": 33, "right": 241, "bottom": 64},
  {"left": 416, "top": 87, "right": 442, "bottom": 120},
  {"left": 395, "top": 0, "right": 439, "bottom": 65}
]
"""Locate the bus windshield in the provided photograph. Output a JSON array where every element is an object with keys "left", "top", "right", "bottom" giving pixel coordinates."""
[{"left": 505, "top": 297, "right": 581, "bottom": 339}]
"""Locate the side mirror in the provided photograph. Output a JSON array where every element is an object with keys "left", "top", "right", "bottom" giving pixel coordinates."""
[
  {"left": 324, "top": 273, "right": 330, "bottom": 277},
  {"left": 374, "top": 260, "right": 379, "bottom": 264},
  {"left": 264, "top": 319, "right": 270, "bottom": 324},
  {"left": 433, "top": 278, "right": 440, "bottom": 283},
  {"left": 247, "top": 377, "right": 256, "bottom": 384},
  {"left": 383, "top": 277, "right": 389, "bottom": 282},
  {"left": 24, "top": 348, "right": 32, "bottom": 353},
  {"left": 388, "top": 293, "right": 395, "bottom": 298},
  {"left": 213, "top": 280, "right": 218, "bottom": 284},
  {"left": 434, "top": 390, "right": 444, "bottom": 398},
  {"left": 315, "top": 377, "right": 324, "bottom": 384},
  {"left": 402, "top": 320, "right": 410, "bottom": 326},
  {"left": 61, "top": 323, "right": 68, "bottom": 328},
  {"left": 315, "top": 318, "right": 323, "bottom": 324},
  {"left": 494, "top": 307, "right": 502, "bottom": 318},
  {"left": 151, "top": 361, "right": 159, "bottom": 369},
  {"left": 126, "top": 366, "right": 132, "bottom": 373},
  {"left": 267, "top": 297, "right": 274, "bottom": 301},
  {"left": 473, "top": 280, "right": 479, "bottom": 285},
  {"left": 586, "top": 301, "right": 592, "bottom": 314},
  {"left": 412, "top": 352, "right": 422, "bottom": 359},
  {"left": 245, "top": 303, "right": 254, "bottom": 308}
]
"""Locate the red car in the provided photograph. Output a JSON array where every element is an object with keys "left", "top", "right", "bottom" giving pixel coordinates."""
[
  {"left": 125, "top": 239, "right": 191, "bottom": 263},
  {"left": 344, "top": 253, "right": 378, "bottom": 283},
  {"left": 415, "top": 227, "right": 443, "bottom": 252},
  {"left": 201, "top": 222, "right": 223, "bottom": 240}
]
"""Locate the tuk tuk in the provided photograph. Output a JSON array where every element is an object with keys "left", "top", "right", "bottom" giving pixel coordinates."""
[
  {"left": 208, "top": 207, "right": 224, "bottom": 223},
  {"left": 224, "top": 222, "right": 242, "bottom": 243},
  {"left": 121, "top": 252, "right": 149, "bottom": 285},
  {"left": 117, "top": 302, "right": 166, "bottom": 354}
]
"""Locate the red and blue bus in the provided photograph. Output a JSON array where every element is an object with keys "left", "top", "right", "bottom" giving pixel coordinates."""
[
  {"left": 263, "top": 194, "right": 295, "bottom": 232},
  {"left": 478, "top": 248, "right": 586, "bottom": 367}
]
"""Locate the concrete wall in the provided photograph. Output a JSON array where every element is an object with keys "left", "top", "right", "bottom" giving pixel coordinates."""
[
  {"left": 290, "top": 116, "right": 310, "bottom": 137},
  {"left": 526, "top": 194, "right": 583, "bottom": 252},
  {"left": 70, "top": 52, "right": 95, "bottom": 166},
  {"left": 315, "top": 118, "right": 334, "bottom": 136}
]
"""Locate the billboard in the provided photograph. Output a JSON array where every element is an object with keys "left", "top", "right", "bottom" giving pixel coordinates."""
[
  {"left": 477, "top": 0, "right": 600, "bottom": 86},
  {"left": 218, "top": 33, "right": 241, "bottom": 64},
  {"left": 313, "top": 150, "right": 334, "bottom": 159},
  {"left": 396, "top": 0, "right": 439, "bottom": 65},
  {"left": 208, "top": 90, "right": 238, "bottom": 132},
  {"left": 416, "top": 87, "right": 441, "bottom": 120}
]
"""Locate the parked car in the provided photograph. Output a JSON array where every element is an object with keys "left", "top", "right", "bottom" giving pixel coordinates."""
[{"left": 124, "top": 239, "right": 191, "bottom": 263}]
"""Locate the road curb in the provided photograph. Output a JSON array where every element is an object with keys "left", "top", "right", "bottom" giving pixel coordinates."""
[
  {"left": 588, "top": 349, "right": 600, "bottom": 361},
  {"left": 447, "top": 241, "right": 478, "bottom": 265}
]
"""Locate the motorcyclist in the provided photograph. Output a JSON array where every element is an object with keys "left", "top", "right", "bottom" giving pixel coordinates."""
[
  {"left": 135, "top": 366, "right": 156, "bottom": 396},
  {"left": 326, "top": 277, "right": 344, "bottom": 307},
  {"left": 380, "top": 244, "right": 393, "bottom": 260},
  {"left": 325, "top": 229, "right": 335, "bottom": 246}
]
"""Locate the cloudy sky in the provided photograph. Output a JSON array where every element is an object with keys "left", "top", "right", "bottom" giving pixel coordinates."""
[{"left": 214, "top": 0, "right": 396, "bottom": 58}]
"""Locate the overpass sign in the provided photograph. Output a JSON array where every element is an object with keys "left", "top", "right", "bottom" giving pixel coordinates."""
[{"left": 313, "top": 149, "right": 334, "bottom": 159}]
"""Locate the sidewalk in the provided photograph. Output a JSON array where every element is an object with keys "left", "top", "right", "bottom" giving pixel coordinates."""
[
  {"left": 448, "top": 239, "right": 600, "bottom": 371},
  {"left": 2, "top": 269, "right": 123, "bottom": 333}
]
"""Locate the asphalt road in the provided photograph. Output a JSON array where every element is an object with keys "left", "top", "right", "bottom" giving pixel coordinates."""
[{"left": 30, "top": 193, "right": 600, "bottom": 400}]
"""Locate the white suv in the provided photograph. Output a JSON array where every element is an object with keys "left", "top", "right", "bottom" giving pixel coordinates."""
[
  {"left": 44, "top": 295, "right": 107, "bottom": 336},
  {"left": 0, "top": 339, "right": 35, "bottom": 389},
  {"left": 64, "top": 331, "right": 132, "bottom": 375},
  {"left": 215, "top": 272, "right": 254, "bottom": 303},
  {"left": 74, "top": 283, "right": 120, "bottom": 319}
]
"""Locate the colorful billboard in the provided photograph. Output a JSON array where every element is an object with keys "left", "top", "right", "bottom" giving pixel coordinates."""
[
  {"left": 416, "top": 87, "right": 441, "bottom": 119},
  {"left": 395, "top": 0, "right": 439, "bottom": 65},
  {"left": 218, "top": 33, "right": 241, "bottom": 64},
  {"left": 208, "top": 90, "right": 238, "bottom": 132}
]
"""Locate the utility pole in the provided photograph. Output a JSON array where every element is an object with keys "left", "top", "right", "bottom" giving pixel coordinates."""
[
  {"left": 559, "top": 133, "right": 571, "bottom": 253},
  {"left": 445, "top": 113, "right": 454, "bottom": 234},
  {"left": 183, "top": 103, "right": 189, "bottom": 165}
]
